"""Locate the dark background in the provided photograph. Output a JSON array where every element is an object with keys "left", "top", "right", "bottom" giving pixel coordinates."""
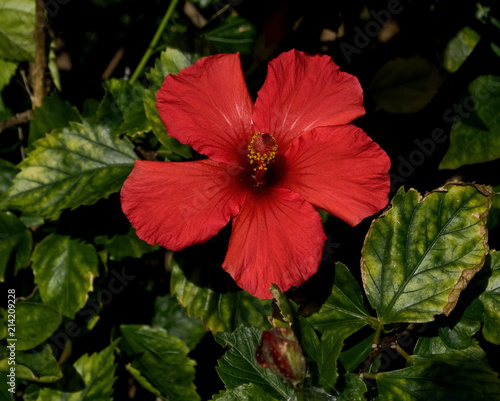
[{"left": 3, "top": 0, "right": 500, "bottom": 399}]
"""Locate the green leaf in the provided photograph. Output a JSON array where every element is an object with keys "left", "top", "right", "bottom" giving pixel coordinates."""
[
  {"left": 171, "top": 259, "right": 271, "bottom": 333},
  {"left": 438, "top": 298, "right": 482, "bottom": 349},
  {"left": 94, "top": 226, "right": 158, "bottom": 262},
  {"left": 0, "top": 93, "right": 12, "bottom": 121},
  {"left": 0, "top": 59, "right": 17, "bottom": 91},
  {"left": 23, "top": 384, "right": 41, "bottom": 401},
  {"left": 0, "top": 344, "right": 62, "bottom": 383},
  {"left": 414, "top": 336, "right": 486, "bottom": 361},
  {"left": 123, "top": 363, "right": 163, "bottom": 399},
  {"left": 479, "top": 250, "right": 500, "bottom": 344},
  {"left": 14, "top": 302, "right": 62, "bottom": 351},
  {"left": 0, "top": 211, "right": 32, "bottom": 281},
  {"left": 0, "top": 309, "right": 6, "bottom": 340},
  {"left": 96, "top": 78, "right": 152, "bottom": 135},
  {"left": 1, "top": 120, "right": 136, "bottom": 219},
  {"left": 215, "top": 326, "right": 294, "bottom": 400},
  {"left": 18, "top": 212, "right": 44, "bottom": 228},
  {"left": 28, "top": 91, "right": 82, "bottom": 150},
  {"left": 203, "top": 15, "right": 257, "bottom": 55},
  {"left": 120, "top": 325, "right": 199, "bottom": 401},
  {"left": 31, "top": 234, "right": 100, "bottom": 319},
  {"left": 361, "top": 184, "right": 490, "bottom": 324},
  {"left": 443, "top": 26, "right": 481, "bottom": 73},
  {"left": 269, "top": 285, "right": 320, "bottom": 363},
  {"left": 488, "top": 185, "right": 500, "bottom": 229},
  {"left": 151, "top": 294, "right": 206, "bottom": 350},
  {"left": 492, "top": 42, "right": 500, "bottom": 59},
  {"left": 0, "top": 0, "right": 35, "bottom": 61},
  {"left": 212, "top": 383, "right": 279, "bottom": 401},
  {"left": 316, "top": 326, "right": 354, "bottom": 391},
  {"left": 48, "top": 41, "right": 61, "bottom": 91},
  {"left": 296, "top": 316, "right": 320, "bottom": 364},
  {"left": 269, "top": 283, "right": 297, "bottom": 326},
  {"left": 0, "top": 159, "right": 17, "bottom": 195},
  {"left": 339, "top": 333, "right": 375, "bottom": 373},
  {"left": 338, "top": 373, "right": 367, "bottom": 401},
  {"left": 439, "top": 75, "right": 500, "bottom": 169},
  {"left": 368, "top": 56, "right": 442, "bottom": 113},
  {"left": 0, "top": 379, "right": 14, "bottom": 401},
  {"left": 375, "top": 355, "right": 500, "bottom": 401},
  {"left": 37, "top": 341, "right": 119, "bottom": 401},
  {"left": 307, "top": 263, "right": 372, "bottom": 335},
  {"left": 143, "top": 47, "right": 197, "bottom": 159}
]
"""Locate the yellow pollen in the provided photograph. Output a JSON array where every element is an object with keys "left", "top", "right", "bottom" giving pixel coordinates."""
[{"left": 247, "top": 133, "right": 278, "bottom": 171}]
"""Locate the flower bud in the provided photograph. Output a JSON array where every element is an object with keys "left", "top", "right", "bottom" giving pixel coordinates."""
[{"left": 255, "top": 327, "right": 306, "bottom": 386}]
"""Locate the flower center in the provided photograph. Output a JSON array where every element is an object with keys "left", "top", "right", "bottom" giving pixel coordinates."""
[{"left": 247, "top": 132, "right": 278, "bottom": 172}]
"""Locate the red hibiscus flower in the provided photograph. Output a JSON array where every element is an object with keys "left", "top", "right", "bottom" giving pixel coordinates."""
[{"left": 120, "top": 49, "right": 390, "bottom": 299}]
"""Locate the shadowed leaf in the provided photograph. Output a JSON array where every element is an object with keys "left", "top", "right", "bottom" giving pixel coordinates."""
[{"left": 440, "top": 75, "right": 500, "bottom": 169}]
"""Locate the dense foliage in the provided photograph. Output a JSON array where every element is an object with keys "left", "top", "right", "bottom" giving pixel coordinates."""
[{"left": 1, "top": 0, "right": 500, "bottom": 400}]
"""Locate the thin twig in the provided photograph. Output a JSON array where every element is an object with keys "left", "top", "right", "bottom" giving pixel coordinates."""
[
  {"left": 0, "top": 110, "right": 34, "bottom": 134},
  {"left": 372, "top": 321, "right": 384, "bottom": 347},
  {"left": 18, "top": 127, "right": 26, "bottom": 160},
  {"left": 31, "top": 0, "right": 47, "bottom": 108},
  {"left": 207, "top": 3, "right": 231, "bottom": 24},
  {"left": 20, "top": 69, "right": 33, "bottom": 99},
  {"left": 102, "top": 46, "right": 125, "bottom": 79},
  {"left": 393, "top": 343, "right": 411, "bottom": 360},
  {"left": 358, "top": 323, "right": 415, "bottom": 375}
]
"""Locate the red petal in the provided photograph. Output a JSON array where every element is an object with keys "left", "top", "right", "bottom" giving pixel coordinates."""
[
  {"left": 253, "top": 50, "right": 365, "bottom": 152},
  {"left": 121, "top": 160, "right": 247, "bottom": 250},
  {"left": 223, "top": 188, "right": 326, "bottom": 299},
  {"left": 280, "top": 125, "right": 391, "bottom": 226},
  {"left": 156, "top": 53, "right": 254, "bottom": 165}
]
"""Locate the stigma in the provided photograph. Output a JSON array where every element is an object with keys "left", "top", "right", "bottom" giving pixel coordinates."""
[{"left": 247, "top": 132, "right": 278, "bottom": 172}]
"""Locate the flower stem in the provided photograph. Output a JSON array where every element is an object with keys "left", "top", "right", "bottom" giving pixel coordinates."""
[
  {"left": 372, "top": 322, "right": 384, "bottom": 348},
  {"left": 295, "top": 385, "right": 305, "bottom": 401},
  {"left": 394, "top": 344, "right": 411, "bottom": 360},
  {"left": 129, "top": 0, "right": 180, "bottom": 84}
]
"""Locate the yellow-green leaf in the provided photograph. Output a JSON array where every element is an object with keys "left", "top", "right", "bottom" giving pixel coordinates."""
[
  {"left": 1, "top": 121, "right": 136, "bottom": 219},
  {"left": 443, "top": 26, "right": 481, "bottom": 73},
  {"left": 0, "top": 0, "right": 35, "bottom": 61},
  {"left": 31, "top": 234, "right": 100, "bottom": 319},
  {"left": 143, "top": 47, "right": 197, "bottom": 159},
  {"left": 171, "top": 259, "right": 271, "bottom": 333},
  {"left": 14, "top": 302, "right": 62, "bottom": 351},
  {"left": 36, "top": 341, "right": 118, "bottom": 401},
  {"left": 362, "top": 184, "right": 490, "bottom": 324}
]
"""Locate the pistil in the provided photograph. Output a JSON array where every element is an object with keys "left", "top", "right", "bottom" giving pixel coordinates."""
[{"left": 247, "top": 132, "right": 278, "bottom": 186}]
